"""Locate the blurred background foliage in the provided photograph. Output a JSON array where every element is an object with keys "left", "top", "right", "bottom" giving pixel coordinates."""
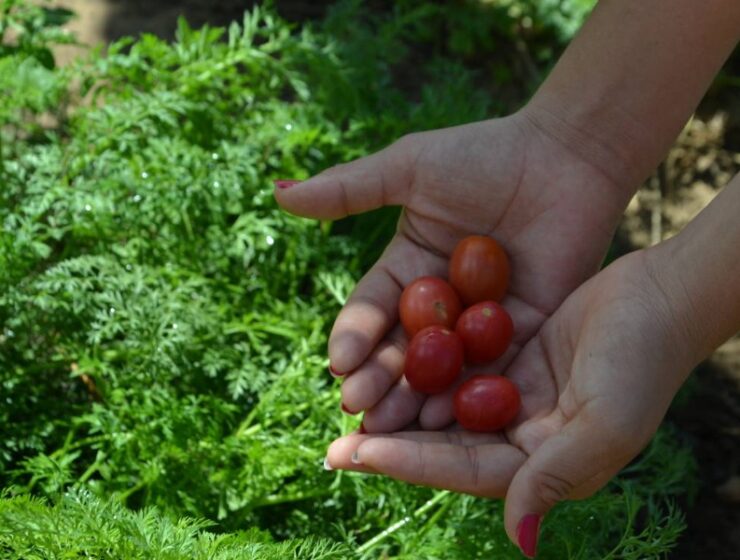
[{"left": 1, "top": 0, "right": 732, "bottom": 557}]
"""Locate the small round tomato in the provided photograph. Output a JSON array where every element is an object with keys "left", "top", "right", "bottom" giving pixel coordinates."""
[
  {"left": 405, "top": 326, "right": 464, "bottom": 394},
  {"left": 453, "top": 375, "right": 521, "bottom": 432},
  {"left": 399, "top": 276, "right": 462, "bottom": 337},
  {"left": 455, "top": 301, "right": 513, "bottom": 364},
  {"left": 449, "top": 236, "right": 510, "bottom": 305}
]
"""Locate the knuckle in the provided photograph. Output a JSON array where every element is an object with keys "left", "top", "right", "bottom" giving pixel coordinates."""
[
  {"left": 336, "top": 176, "right": 352, "bottom": 216},
  {"left": 382, "top": 335, "right": 407, "bottom": 358},
  {"left": 416, "top": 443, "right": 427, "bottom": 482},
  {"left": 532, "top": 470, "right": 575, "bottom": 508},
  {"left": 465, "top": 446, "right": 481, "bottom": 490}
]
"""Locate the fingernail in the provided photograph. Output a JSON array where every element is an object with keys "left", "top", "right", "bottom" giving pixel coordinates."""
[
  {"left": 323, "top": 457, "right": 333, "bottom": 471},
  {"left": 329, "top": 364, "right": 345, "bottom": 378},
  {"left": 274, "top": 179, "right": 302, "bottom": 189},
  {"left": 351, "top": 451, "right": 362, "bottom": 465},
  {"left": 358, "top": 422, "right": 367, "bottom": 434},
  {"left": 516, "top": 514, "right": 541, "bottom": 558},
  {"left": 341, "top": 403, "right": 356, "bottom": 415}
]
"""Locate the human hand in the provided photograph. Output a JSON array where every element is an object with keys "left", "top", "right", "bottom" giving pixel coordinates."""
[
  {"left": 276, "top": 111, "right": 633, "bottom": 432},
  {"left": 324, "top": 249, "right": 696, "bottom": 556}
]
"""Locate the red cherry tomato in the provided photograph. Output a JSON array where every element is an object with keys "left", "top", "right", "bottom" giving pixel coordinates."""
[
  {"left": 453, "top": 375, "right": 521, "bottom": 432},
  {"left": 404, "top": 326, "right": 464, "bottom": 394},
  {"left": 449, "top": 236, "right": 510, "bottom": 305},
  {"left": 455, "top": 301, "right": 513, "bottom": 364},
  {"left": 399, "top": 276, "right": 462, "bottom": 337}
]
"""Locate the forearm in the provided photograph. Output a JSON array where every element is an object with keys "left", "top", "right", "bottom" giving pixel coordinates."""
[
  {"left": 523, "top": 0, "right": 740, "bottom": 198},
  {"left": 649, "top": 173, "right": 740, "bottom": 370}
]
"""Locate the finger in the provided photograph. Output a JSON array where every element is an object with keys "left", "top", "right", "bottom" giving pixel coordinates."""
[
  {"left": 384, "top": 431, "right": 506, "bottom": 445},
  {"left": 326, "top": 431, "right": 507, "bottom": 473},
  {"left": 354, "top": 437, "right": 526, "bottom": 497},
  {"left": 503, "top": 403, "right": 640, "bottom": 558},
  {"left": 361, "top": 376, "right": 426, "bottom": 433},
  {"left": 340, "top": 326, "right": 406, "bottom": 414},
  {"left": 333, "top": 430, "right": 506, "bottom": 449},
  {"left": 274, "top": 138, "right": 415, "bottom": 220},
  {"left": 328, "top": 236, "right": 447, "bottom": 374},
  {"left": 324, "top": 433, "right": 379, "bottom": 474}
]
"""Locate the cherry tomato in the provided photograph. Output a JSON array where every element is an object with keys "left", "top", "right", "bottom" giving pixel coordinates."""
[
  {"left": 449, "top": 236, "right": 510, "bottom": 305},
  {"left": 455, "top": 301, "right": 513, "bottom": 364},
  {"left": 453, "top": 375, "right": 521, "bottom": 432},
  {"left": 404, "top": 326, "right": 464, "bottom": 394},
  {"left": 399, "top": 276, "right": 462, "bottom": 337}
]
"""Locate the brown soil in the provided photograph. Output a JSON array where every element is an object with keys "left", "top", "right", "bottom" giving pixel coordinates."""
[
  {"left": 48, "top": 0, "right": 334, "bottom": 66},
  {"left": 46, "top": 2, "right": 740, "bottom": 557}
]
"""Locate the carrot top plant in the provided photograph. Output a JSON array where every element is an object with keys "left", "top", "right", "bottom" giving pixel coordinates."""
[{"left": 1, "top": 1, "right": 696, "bottom": 558}]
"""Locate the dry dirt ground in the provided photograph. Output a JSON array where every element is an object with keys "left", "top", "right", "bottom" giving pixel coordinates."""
[{"left": 46, "top": 2, "right": 740, "bottom": 557}]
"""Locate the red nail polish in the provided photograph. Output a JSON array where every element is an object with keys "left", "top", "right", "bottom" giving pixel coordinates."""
[
  {"left": 329, "top": 364, "right": 345, "bottom": 377},
  {"left": 341, "top": 403, "right": 355, "bottom": 415},
  {"left": 516, "top": 514, "right": 541, "bottom": 558},
  {"left": 358, "top": 422, "right": 367, "bottom": 434},
  {"left": 274, "top": 179, "right": 301, "bottom": 189}
]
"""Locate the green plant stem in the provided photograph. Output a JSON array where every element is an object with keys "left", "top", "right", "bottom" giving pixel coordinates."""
[
  {"left": 357, "top": 491, "right": 450, "bottom": 554},
  {"left": 76, "top": 452, "right": 107, "bottom": 485}
]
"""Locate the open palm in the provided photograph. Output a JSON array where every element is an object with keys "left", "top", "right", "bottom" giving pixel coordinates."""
[
  {"left": 276, "top": 113, "right": 630, "bottom": 432},
  {"left": 325, "top": 250, "right": 691, "bottom": 553}
]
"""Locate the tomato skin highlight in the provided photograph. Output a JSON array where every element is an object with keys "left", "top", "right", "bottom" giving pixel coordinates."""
[
  {"left": 449, "top": 236, "right": 510, "bottom": 305},
  {"left": 453, "top": 375, "right": 521, "bottom": 432},
  {"left": 399, "top": 276, "right": 462, "bottom": 337},
  {"left": 404, "top": 326, "right": 465, "bottom": 394},
  {"left": 455, "top": 301, "right": 514, "bottom": 364}
]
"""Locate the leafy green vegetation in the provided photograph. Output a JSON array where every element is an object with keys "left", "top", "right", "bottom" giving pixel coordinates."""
[{"left": 1, "top": 1, "right": 696, "bottom": 557}]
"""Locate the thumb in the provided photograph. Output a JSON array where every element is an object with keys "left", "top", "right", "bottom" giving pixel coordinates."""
[
  {"left": 273, "top": 136, "right": 417, "bottom": 220},
  {"left": 504, "top": 409, "right": 639, "bottom": 558}
]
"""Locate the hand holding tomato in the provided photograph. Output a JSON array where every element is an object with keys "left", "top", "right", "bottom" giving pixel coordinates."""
[
  {"left": 325, "top": 250, "right": 699, "bottom": 557},
  {"left": 276, "top": 114, "right": 633, "bottom": 431}
]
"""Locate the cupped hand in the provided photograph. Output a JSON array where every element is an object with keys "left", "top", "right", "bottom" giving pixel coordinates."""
[
  {"left": 276, "top": 112, "right": 630, "bottom": 432},
  {"left": 325, "top": 249, "right": 694, "bottom": 556}
]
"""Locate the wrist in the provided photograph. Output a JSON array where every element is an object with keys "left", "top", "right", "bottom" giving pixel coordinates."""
[
  {"left": 646, "top": 202, "right": 740, "bottom": 376},
  {"left": 518, "top": 0, "right": 740, "bottom": 210},
  {"left": 517, "top": 98, "right": 649, "bottom": 204},
  {"left": 643, "top": 176, "right": 740, "bottom": 371},
  {"left": 640, "top": 245, "right": 706, "bottom": 375}
]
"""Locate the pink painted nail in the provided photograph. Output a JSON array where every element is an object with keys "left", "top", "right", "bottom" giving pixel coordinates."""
[
  {"left": 329, "top": 364, "right": 345, "bottom": 378},
  {"left": 516, "top": 514, "right": 541, "bottom": 558},
  {"left": 274, "top": 179, "right": 302, "bottom": 189}
]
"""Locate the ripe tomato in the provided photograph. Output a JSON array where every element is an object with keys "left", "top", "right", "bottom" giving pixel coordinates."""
[
  {"left": 453, "top": 375, "right": 521, "bottom": 432},
  {"left": 404, "top": 326, "right": 464, "bottom": 394},
  {"left": 455, "top": 301, "right": 513, "bottom": 364},
  {"left": 399, "top": 276, "right": 462, "bottom": 337},
  {"left": 449, "top": 236, "right": 510, "bottom": 305}
]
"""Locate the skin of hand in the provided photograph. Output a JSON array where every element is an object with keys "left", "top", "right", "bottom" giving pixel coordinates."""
[
  {"left": 275, "top": 112, "right": 632, "bottom": 432},
  {"left": 324, "top": 172, "right": 740, "bottom": 557},
  {"left": 274, "top": 1, "right": 740, "bottom": 555},
  {"left": 275, "top": 0, "right": 740, "bottom": 434},
  {"left": 324, "top": 249, "right": 697, "bottom": 557}
]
